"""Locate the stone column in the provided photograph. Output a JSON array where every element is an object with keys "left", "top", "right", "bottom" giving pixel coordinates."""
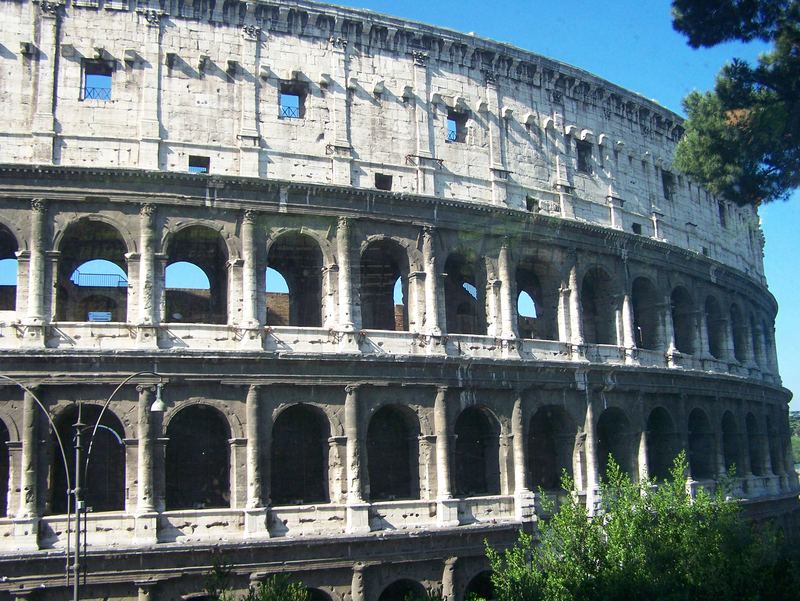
[
  {"left": 662, "top": 296, "right": 677, "bottom": 354},
  {"left": 238, "top": 22, "right": 261, "bottom": 177},
  {"left": 411, "top": 51, "right": 436, "bottom": 194},
  {"left": 18, "top": 388, "right": 38, "bottom": 519},
  {"left": 31, "top": 2, "right": 59, "bottom": 163},
  {"left": 568, "top": 260, "right": 584, "bottom": 347},
  {"left": 486, "top": 74, "right": 509, "bottom": 205},
  {"left": 137, "top": 204, "right": 158, "bottom": 345},
  {"left": 136, "top": 385, "right": 156, "bottom": 514},
  {"left": 621, "top": 292, "right": 636, "bottom": 358},
  {"left": 137, "top": 10, "right": 163, "bottom": 170},
  {"left": 337, "top": 217, "right": 355, "bottom": 332},
  {"left": 583, "top": 401, "right": 599, "bottom": 512},
  {"left": 512, "top": 396, "right": 533, "bottom": 521},
  {"left": 697, "top": 309, "right": 712, "bottom": 359},
  {"left": 637, "top": 429, "right": 649, "bottom": 482},
  {"left": 25, "top": 199, "right": 47, "bottom": 326},
  {"left": 441, "top": 557, "right": 458, "bottom": 601},
  {"left": 240, "top": 211, "right": 260, "bottom": 330},
  {"left": 351, "top": 563, "right": 366, "bottom": 601},
  {"left": 328, "top": 37, "right": 354, "bottom": 185},
  {"left": 407, "top": 271, "right": 426, "bottom": 334},
  {"left": 345, "top": 385, "right": 368, "bottom": 532},
  {"left": 498, "top": 241, "right": 517, "bottom": 340},
  {"left": 423, "top": 227, "right": 442, "bottom": 336},
  {"left": 434, "top": 386, "right": 457, "bottom": 526},
  {"left": 246, "top": 385, "right": 262, "bottom": 508}
]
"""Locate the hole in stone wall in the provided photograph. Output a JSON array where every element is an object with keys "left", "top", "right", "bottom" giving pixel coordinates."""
[
  {"left": 596, "top": 407, "right": 634, "bottom": 480},
  {"left": 361, "top": 239, "right": 408, "bottom": 331},
  {"left": 82, "top": 59, "right": 112, "bottom": 101},
  {"left": 632, "top": 277, "right": 660, "bottom": 350},
  {"left": 366, "top": 406, "right": 419, "bottom": 501},
  {"left": 516, "top": 259, "right": 558, "bottom": 340},
  {"left": 444, "top": 252, "right": 485, "bottom": 335},
  {"left": 722, "top": 411, "right": 740, "bottom": 476},
  {"left": 528, "top": 406, "right": 575, "bottom": 490},
  {"left": 688, "top": 408, "right": 715, "bottom": 480},
  {"left": 0, "top": 224, "right": 18, "bottom": 311},
  {"left": 188, "top": 155, "right": 210, "bottom": 174},
  {"left": 453, "top": 406, "right": 500, "bottom": 497},
  {"left": 581, "top": 267, "right": 616, "bottom": 345},
  {"left": 374, "top": 173, "right": 393, "bottom": 191},
  {"left": 267, "top": 233, "right": 322, "bottom": 327},
  {"left": 746, "top": 412, "right": 765, "bottom": 476},
  {"left": 704, "top": 296, "right": 725, "bottom": 359},
  {"left": 646, "top": 407, "right": 676, "bottom": 482},
  {"left": 671, "top": 287, "right": 695, "bottom": 354}
]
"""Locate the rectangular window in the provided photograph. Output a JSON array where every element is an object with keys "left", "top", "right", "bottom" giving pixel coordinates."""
[
  {"left": 525, "top": 195, "right": 539, "bottom": 213},
  {"left": 82, "top": 60, "right": 113, "bottom": 101},
  {"left": 718, "top": 201, "right": 727, "bottom": 228},
  {"left": 279, "top": 83, "right": 306, "bottom": 119},
  {"left": 662, "top": 170, "right": 675, "bottom": 200},
  {"left": 87, "top": 311, "right": 112, "bottom": 322},
  {"left": 188, "top": 155, "right": 210, "bottom": 174},
  {"left": 632, "top": 223, "right": 643, "bottom": 235},
  {"left": 375, "top": 173, "right": 393, "bottom": 191},
  {"left": 576, "top": 139, "right": 592, "bottom": 174},
  {"left": 446, "top": 109, "right": 468, "bottom": 143}
]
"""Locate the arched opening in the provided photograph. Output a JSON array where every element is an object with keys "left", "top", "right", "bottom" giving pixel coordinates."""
[
  {"left": 0, "top": 419, "right": 9, "bottom": 517},
  {"left": 750, "top": 314, "right": 763, "bottom": 367},
  {"left": 165, "top": 404, "right": 230, "bottom": 510},
  {"left": 671, "top": 287, "right": 695, "bottom": 354},
  {"left": 444, "top": 252, "right": 486, "bottom": 335},
  {"left": 761, "top": 320, "right": 774, "bottom": 370},
  {"left": 704, "top": 296, "right": 725, "bottom": 359},
  {"left": 581, "top": 267, "right": 616, "bottom": 345},
  {"left": 366, "top": 406, "right": 420, "bottom": 501},
  {"left": 165, "top": 226, "right": 228, "bottom": 324},
  {"left": 631, "top": 277, "right": 660, "bottom": 350},
  {"left": 454, "top": 407, "right": 500, "bottom": 496},
  {"left": 271, "top": 404, "right": 330, "bottom": 505},
  {"left": 50, "top": 404, "right": 125, "bottom": 514},
  {"left": 360, "top": 239, "right": 409, "bottom": 331},
  {"left": 464, "top": 571, "right": 493, "bottom": 601},
  {"left": 515, "top": 259, "right": 558, "bottom": 340},
  {"left": 0, "top": 224, "right": 19, "bottom": 311},
  {"left": 306, "top": 589, "right": 332, "bottom": 601},
  {"left": 746, "top": 413, "right": 765, "bottom": 476},
  {"left": 729, "top": 304, "right": 747, "bottom": 362},
  {"left": 528, "top": 406, "right": 575, "bottom": 490},
  {"left": 646, "top": 407, "right": 676, "bottom": 482},
  {"left": 596, "top": 407, "right": 634, "bottom": 480},
  {"left": 377, "top": 580, "right": 426, "bottom": 601},
  {"left": 267, "top": 233, "right": 322, "bottom": 327},
  {"left": 56, "top": 220, "right": 128, "bottom": 322},
  {"left": 688, "top": 408, "right": 715, "bottom": 480},
  {"left": 721, "top": 411, "right": 741, "bottom": 475},
  {"left": 766, "top": 416, "right": 782, "bottom": 475}
]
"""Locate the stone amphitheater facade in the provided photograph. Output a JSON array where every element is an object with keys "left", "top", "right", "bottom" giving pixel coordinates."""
[{"left": 0, "top": 1, "right": 797, "bottom": 600}]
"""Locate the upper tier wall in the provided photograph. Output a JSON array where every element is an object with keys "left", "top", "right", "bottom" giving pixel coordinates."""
[{"left": 0, "top": 0, "right": 765, "bottom": 281}]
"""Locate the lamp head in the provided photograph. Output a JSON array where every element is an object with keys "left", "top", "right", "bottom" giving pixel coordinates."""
[{"left": 150, "top": 383, "right": 167, "bottom": 413}]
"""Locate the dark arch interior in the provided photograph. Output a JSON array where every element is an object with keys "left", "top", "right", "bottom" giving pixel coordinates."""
[
  {"left": 306, "top": 589, "right": 332, "bottom": 601},
  {"left": 766, "top": 416, "right": 782, "bottom": 475},
  {"left": 0, "top": 224, "right": 18, "bottom": 311},
  {"left": 632, "top": 277, "right": 660, "bottom": 350},
  {"left": 367, "top": 406, "right": 419, "bottom": 501},
  {"left": 56, "top": 220, "right": 128, "bottom": 322},
  {"left": 378, "top": 580, "right": 426, "bottom": 601},
  {"left": 361, "top": 239, "right": 408, "bottom": 331},
  {"left": 515, "top": 260, "right": 558, "bottom": 340},
  {"left": 271, "top": 404, "right": 330, "bottom": 505},
  {"left": 671, "top": 287, "right": 695, "bottom": 354},
  {"left": 581, "top": 268, "right": 616, "bottom": 345},
  {"left": 646, "top": 407, "right": 676, "bottom": 481},
  {"left": 528, "top": 406, "right": 575, "bottom": 490},
  {"left": 267, "top": 233, "right": 322, "bottom": 327},
  {"left": 596, "top": 408, "right": 633, "bottom": 480},
  {"left": 165, "top": 226, "right": 228, "bottom": 324},
  {"left": 464, "top": 571, "right": 493, "bottom": 601},
  {"left": 688, "top": 409, "right": 715, "bottom": 480},
  {"left": 704, "top": 297, "right": 725, "bottom": 359},
  {"left": 444, "top": 253, "right": 485, "bottom": 335},
  {"left": 730, "top": 304, "right": 747, "bottom": 362},
  {"left": 50, "top": 404, "right": 125, "bottom": 514},
  {"left": 746, "top": 413, "right": 765, "bottom": 476},
  {"left": 721, "top": 412, "right": 740, "bottom": 475},
  {"left": 166, "top": 404, "right": 230, "bottom": 510},
  {"left": 0, "top": 419, "right": 8, "bottom": 517},
  {"left": 454, "top": 407, "right": 500, "bottom": 496}
]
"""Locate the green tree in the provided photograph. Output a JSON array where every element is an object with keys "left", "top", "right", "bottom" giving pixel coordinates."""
[
  {"left": 671, "top": 1, "right": 800, "bottom": 206},
  {"left": 205, "top": 561, "right": 308, "bottom": 601},
  {"left": 486, "top": 453, "right": 799, "bottom": 601}
]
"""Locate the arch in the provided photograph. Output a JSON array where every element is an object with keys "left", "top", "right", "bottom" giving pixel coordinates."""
[
  {"left": 0, "top": 418, "right": 8, "bottom": 517},
  {"left": 306, "top": 589, "right": 333, "bottom": 601},
  {"left": 688, "top": 408, "right": 715, "bottom": 480},
  {"left": 766, "top": 416, "right": 782, "bottom": 475},
  {"left": 366, "top": 405, "right": 420, "bottom": 501},
  {"left": 646, "top": 407, "right": 677, "bottom": 481},
  {"left": 729, "top": 304, "right": 747, "bottom": 362},
  {"left": 165, "top": 225, "right": 229, "bottom": 324},
  {"left": 463, "top": 571, "right": 493, "bottom": 601},
  {"left": 596, "top": 407, "right": 634, "bottom": 480},
  {"left": 0, "top": 223, "right": 19, "bottom": 311},
  {"left": 444, "top": 252, "right": 486, "bottom": 335},
  {"left": 454, "top": 406, "right": 500, "bottom": 496},
  {"left": 271, "top": 404, "right": 330, "bottom": 505},
  {"left": 50, "top": 404, "right": 126, "bottom": 514},
  {"left": 631, "top": 277, "right": 660, "bottom": 350},
  {"left": 360, "top": 238, "right": 409, "bottom": 331},
  {"left": 721, "top": 411, "right": 741, "bottom": 475},
  {"left": 746, "top": 412, "right": 765, "bottom": 476},
  {"left": 749, "top": 314, "right": 763, "bottom": 367},
  {"left": 704, "top": 296, "right": 725, "bottom": 359},
  {"left": 581, "top": 267, "right": 616, "bottom": 345},
  {"left": 515, "top": 257, "right": 559, "bottom": 340},
  {"left": 55, "top": 219, "right": 129, "bottom": 322},
  {"left": 528, "top": 405, "right": 576, "bottom": 490},
  {"left": 165, "top": 404, "right": 231, "bottom": 510},
  {"left": 671, "top": 286, "right": 695, "bottom": 354},
  {"left": 267, "top": 232, "right": 323, "bottom": 327},
  {"left": 761, "top": 319, "right": 774, "bottom": 369},
  {"left": 377, "top": 580, "right": 426, "bottom": 601}
]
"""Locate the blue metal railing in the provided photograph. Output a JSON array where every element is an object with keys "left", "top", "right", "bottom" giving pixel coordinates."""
[
  {"left": 280, "top": 105, "right": 301, "bottom": 119},
  {"left": 70, "top": 271, "right": 128, "bottom": 288},
  {"left": 84, "top": 86, "right": 111, "bottom": 101}
]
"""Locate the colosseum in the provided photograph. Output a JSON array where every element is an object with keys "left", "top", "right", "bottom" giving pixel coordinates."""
[{"left": 0, "top": 0, "right": 797, "bottom": 600}]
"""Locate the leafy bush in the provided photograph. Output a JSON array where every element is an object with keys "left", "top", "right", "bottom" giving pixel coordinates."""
[{"left": 206, "top": 561, "right": 308, "bottom": 601}]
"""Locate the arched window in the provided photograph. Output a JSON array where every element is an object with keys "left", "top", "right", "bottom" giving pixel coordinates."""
[
  {"left": 378, "top": 580, "right": 426, "bottom": 601},
  {"left": 704, "top": 296, "right": 725, "bottom": 359},
  {"left": 166, "top": 405, "right": 230, "bottom": 510},
  {"left": 515, "top": 259, "right": 558, "bottom": 340},
  {"left": 671, "top": 287, "right": 695, "bottom": 354},
  {"left": 444, "top": 253, "right": 486, "bottom": 335},
  {"left": 165, "top": 226, "right": 228, "bottom": 324},
  {"left": 50, "top": 404, "right": 125, "bottom": 514},
  {"left": 0, "top": 224, "right": 19, "bottom": 311},
  {"left": 596, "top": 407, "right": 634, "bottom": 480},
  {"left": 361, "top": 239, "right": 409, "bottom": 331},
  {"left": 528, "top": 406, "right": 575, "bottom": 490},
  {"left": 463, "top": 571, "right": 493, "bottom": 601},
  {"left": 0, "top": 419, "right": 9, "bottom": 517},
  {"left": 454, "top": 407, "right": 500, "bottom": 496},
  {"left": 581, "top": 267, "right": 616, "bottom": 345},
  {"left": 746, "top": 413, "right": 765, "bottom": 476},
  {"left": 721, "top": 411, "right": 741, "bottom": 476},
  {"left": 730, "top": 304, "right": 747, "bottom": 362},
  {"left": 688, "top": 409, "right": 715, "bottom": 480},
  {"left": 646, "top": 407, "right": 676, "bottom": 482},
  {"left": 56, "top": 220, "right": 128, "bottom": 322},
  {"left": 366, "top": 406, "right": 419, "bottom": 501},
  {"left": 271, "top": 404, "right": 330, "bottom": 505},
  {"left": 267, "top": 233, "right": 322, "bottom": 327},
  {"left": 632, "top": 277, "right": 660, "bottom": 350}
]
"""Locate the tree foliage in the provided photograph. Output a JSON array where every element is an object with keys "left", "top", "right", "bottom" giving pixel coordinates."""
[
  {"left": 671, "top": 1, "right": 800, "bottom": 206},
  {"left": 205, "top": 561, "right": 309, "bottom": 601},
  {"left": 487, "top": 453, "right": 799, "bottom": 601}
]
